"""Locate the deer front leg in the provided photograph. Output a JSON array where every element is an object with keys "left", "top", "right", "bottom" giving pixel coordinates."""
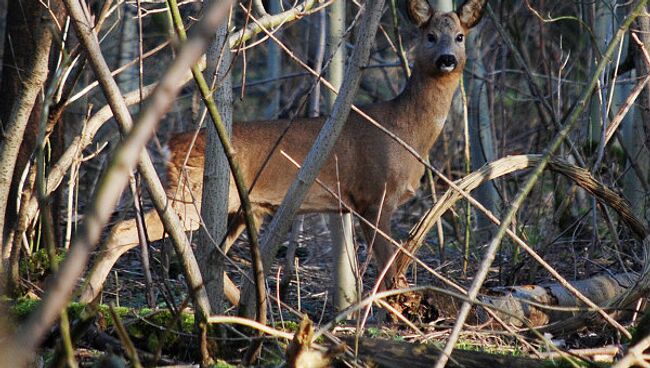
[
  {"left": 224, "top": 209, "right": 265, "bottom": 254},
  {"left": 359, "top": 205, "right": 407, "bottom": 290},
  {"left": 214, "top": 209, "right": 266, "bottom": 305}
]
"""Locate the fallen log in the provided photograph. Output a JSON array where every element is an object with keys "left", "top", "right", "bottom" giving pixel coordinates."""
[
  {"left": 336, "top": 337, "right": 556, "bottom": 368},
  {"left": 482, "top": 272, "right": 637, "bottom": 327},
  {"left": 383, "top": 272, "right": 638, "bottom": 328}
]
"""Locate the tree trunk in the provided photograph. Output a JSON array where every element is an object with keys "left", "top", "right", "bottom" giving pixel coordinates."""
[
  {"left": 626, "top": 4, "right": 650, "bottom": 341},
  {"left": 281, "top": 5, "right": 323, "bottom": 299},
  {"left": 621, "top": 71, "right": 648, "bottom": 220},
  {"left": 430, "top": 0, "right": 452, "bottom": 12},
  {"left": 466, "top": 24, "right": 500, "bottom": 240},
  {"left": 588, "top": 1, "right": 614, "bottom": 152},
  {"left": 0, "top": 1, "right": 59, "bottom": 292},
  {"left": 482, "top": 272, "right": 637, "bottom": 327},
  {"left": 118, "top": 2, "right": 156, "bottom": 308},
  {"left": 197, "top": 0, "right": 233, "bottom": 314},
  {"left": 624, "top": 5, "right": 650, "bottom": 222},
  {"left": 118, "top": 6, "right": 139, "bottom": 90},
  {"left": 325, "top": 0, "right": 360, "bottom": 314},
  {"left": 338, "top": 337, "right": 548, "bottom": 368},
  {"left": 0, "top": 0, "right": 7, "bottom": 75},
  {"left": 265, "top": 0, "right": 282, "bottom": 119}
]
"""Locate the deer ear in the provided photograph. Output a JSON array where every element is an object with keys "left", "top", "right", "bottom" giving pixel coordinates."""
[
  {"left": 456, "top": 0, "right": 487, "bottom": 29},
  {"left": 406, "top": 0, "right": 432, "bottom": 28}
]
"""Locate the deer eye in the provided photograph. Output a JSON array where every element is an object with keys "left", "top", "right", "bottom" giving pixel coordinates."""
[
  {"left": 456, "top": 34, "right": 465, "bottom": 43},
  {"left": 427, "top": 33, "right": 437, "bottom": 43}
]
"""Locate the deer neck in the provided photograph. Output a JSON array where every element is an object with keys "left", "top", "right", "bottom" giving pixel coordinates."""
[{"left": 391, "top": 68, "right": 461, "bottom": 155}]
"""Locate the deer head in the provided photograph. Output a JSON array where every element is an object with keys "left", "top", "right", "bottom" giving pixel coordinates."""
[{"left": 406, "top": 0, "right": 487, "bottom": 76}]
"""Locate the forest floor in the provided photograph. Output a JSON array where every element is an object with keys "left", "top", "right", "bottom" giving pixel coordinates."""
[{"left": 85, "top": 186, "right": 634, "bottom": 366}]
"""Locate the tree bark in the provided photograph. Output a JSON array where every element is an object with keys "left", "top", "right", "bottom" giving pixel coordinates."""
[
  {"left": 196, "top": 0, "right": 233, "bottom": 315},
  {"left": 266, "top": 0, "right": 283, "bottom": 119},
  {"left": 630, "top": 5, "right": 650, "bottom": 223},
  {"left": 466, "top": 23, "right": 500, "bottom": 239},
  {"left": 0, "top": 0, "right": 7, "bottom": 76},
  {"left": 118, "top": 1, "right": 156, "bottom": 308},
  {"left": 325, "top": 0, "right": 360, "bottom": 314},
  {"left": 0, "top": 0, "right": 58, "bottom": 292},
  {"left": 430, "top": 0, "right": 452, "bottom": 12},
  {"left": 281, "top": 0, "right": 313, "bottom": 298}
]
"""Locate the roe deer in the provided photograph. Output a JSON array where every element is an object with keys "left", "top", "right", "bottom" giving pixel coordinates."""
[{"left": 79, "top": 0, "right": 487, "bottom": 305}]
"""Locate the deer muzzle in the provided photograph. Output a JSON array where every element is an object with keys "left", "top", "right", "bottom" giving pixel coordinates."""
[{"left": 436, "top": 54, "right": 457, "bottom": 73}]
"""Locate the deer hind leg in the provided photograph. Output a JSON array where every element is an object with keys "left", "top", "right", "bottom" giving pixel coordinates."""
[
  {"left": 359, "top": 205, "right": 406, "bottom": 290},
  {"left": 205, "top": 211, "right": 248, "bottom": 306},
  {"left": 224, "top": 211, "right": 247, "bottom": 254},
  {"left": 221, "top": 208, "right": 267, "bottom": 304}
]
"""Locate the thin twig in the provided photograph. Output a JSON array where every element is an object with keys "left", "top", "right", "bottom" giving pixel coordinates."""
[
  {"left": 108, "top": 305, "right": 143, "bottom": 368},
  {"left": 37, "top": 52, "right": 79, "bottom": 368},
  {"left": 389, "top": 0, "right": 410, "bottom": 78}
]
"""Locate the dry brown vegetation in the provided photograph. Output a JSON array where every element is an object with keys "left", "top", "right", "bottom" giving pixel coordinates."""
[{"left": 1, "top": 0, "right": 650, "bottom": 367}]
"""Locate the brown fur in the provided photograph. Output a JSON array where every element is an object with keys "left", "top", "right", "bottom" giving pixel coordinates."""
[{"left": 79, "top": 0, "right": 487, "bottom": 305}]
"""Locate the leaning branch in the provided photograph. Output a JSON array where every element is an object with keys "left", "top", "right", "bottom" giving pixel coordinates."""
[{"left": 400, "top": 155, "right": 648, "bottom": 274}]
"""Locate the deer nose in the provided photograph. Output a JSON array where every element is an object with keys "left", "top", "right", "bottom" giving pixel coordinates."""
[{"left": 436, "top": 54, "right": 457, "bottom": 72}]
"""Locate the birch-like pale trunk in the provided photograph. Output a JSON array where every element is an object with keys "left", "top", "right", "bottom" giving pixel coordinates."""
[
  {"left": 466, "top": 25, "right": 500, "bottom": 239},
  {"left": 266, "top": 0, "right": 282, "bottom": 119},
  {"left": 588, "top": 1, "right": 614, "bottom": 151},
  {"left": 325, "top": 0, "right": 360, "bottom": 314},
  {"left": 118, "top": 6, "right": 139, "bottom": 90},
  {"left": 281, "top": 4, "right": 322, "bottom": 297},
  {"left": 628, "top": 8, "right": 650, "bottom": 224},
  {"left": 621, "top": 3, "right": 649, "bottom": 223},
  {"left": 431, "top": 0, "right": 452, "bottom": 12}
]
